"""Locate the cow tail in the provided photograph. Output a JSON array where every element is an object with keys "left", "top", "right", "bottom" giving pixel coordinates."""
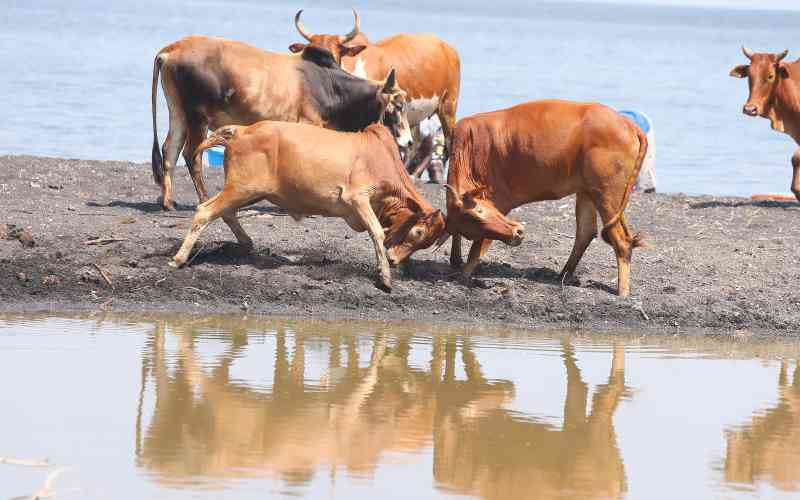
[
  {"left": 192, "top": 126, "right": 240, "bottom": 169},
  {"left": 601, "top": 125, "right": 648, "bottom": 249},
  {"left": 151, "top": 53, "right": 165, "bottom": 185}
]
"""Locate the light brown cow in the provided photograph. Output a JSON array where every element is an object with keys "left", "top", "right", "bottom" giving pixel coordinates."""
[
  {"left": 289, "top": 10, "right": 461, "bottom": 158},
  {"left": 730, "top": 47, "right": 800, "bottom": 202},
  {"left": 170, "top": 121, "right": 445, "bottom": 291},
  {"left": 444, "top": 100, "right": 648, "bottom": 297},
  {"left": 151, "top": 32, "right": 413, "bottom": 211}
]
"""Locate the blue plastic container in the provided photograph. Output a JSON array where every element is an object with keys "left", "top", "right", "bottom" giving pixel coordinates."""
[{"left": 206, "top": 146, "right": 225, "bottom": 167}]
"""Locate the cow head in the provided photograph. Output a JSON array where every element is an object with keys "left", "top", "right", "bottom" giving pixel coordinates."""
[
  {"left": 385, "top": 207, "right": 447, "bottom": 265},
  {"left": 730, "top": 46, "right": 790, "bottom": 118},
  {"left": 379, "top": 69, "right": 414, "bottom": 150},
  {"left": 444, "top": 185, "right": 524, "bottom": 246},
  {"left": 289, "top": 9, "right": 368, "bottom": 65}
]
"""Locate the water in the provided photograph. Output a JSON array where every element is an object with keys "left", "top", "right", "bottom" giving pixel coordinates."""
[
  {"left": 2, "top": 1, "right": 800, "bottom": 196},
  {"left": 3, "top": 314, "right": 800, "bottom": 499}
]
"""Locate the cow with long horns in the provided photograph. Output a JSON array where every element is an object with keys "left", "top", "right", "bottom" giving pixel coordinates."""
[
  {"left": 151, "top": 32, "right": 413, "bottom": 211},
  {"left": 289, "top": 9, "right": 461, "bottom": 165},
  {"left": 730, "top": 46, "right": 800, "bottom": 202}
]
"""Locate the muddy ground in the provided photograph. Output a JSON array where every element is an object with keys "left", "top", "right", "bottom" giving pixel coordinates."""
[{"left": 1, "top": 155, "right": 798, "bottom": 333}]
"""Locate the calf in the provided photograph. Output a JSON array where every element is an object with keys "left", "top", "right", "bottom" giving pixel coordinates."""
[
  {"left": 444, "top": 100, "right": 648, "bottom": 297},
  {"left": 730, "top": 47, "right": 800, "bottom": 201},
  {"left": 151, "top": 34, "right": 412, "bottom": 210},
  {"left": 171, "top": 122, "right": 445, "bottom": 291}
]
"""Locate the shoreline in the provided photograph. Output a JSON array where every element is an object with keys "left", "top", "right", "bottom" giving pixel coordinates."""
[{"left": 1, "top": 155, "right": 799, "bottom": 335}]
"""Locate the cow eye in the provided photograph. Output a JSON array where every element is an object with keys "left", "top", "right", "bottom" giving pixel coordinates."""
[{"left": 768, "top": 73, "right": 775, "bottom": 80}]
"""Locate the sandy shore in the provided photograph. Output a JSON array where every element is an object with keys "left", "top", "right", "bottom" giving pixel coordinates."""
[{"left": 1, "top": 155, "right": 799, "bottom": 334}]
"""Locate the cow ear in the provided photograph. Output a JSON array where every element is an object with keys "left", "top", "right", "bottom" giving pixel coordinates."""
[
  {"left": 730, "top": 64, "right": 749, "bottom": 78},
  {"left": 342, "top": 45, "right": 367, "bottom": 58},
  {"left": 444, "top": 184, "right": 463, "bottom": 209},
  {"left": 779, "top": 64, "right": 790, "bottom": 79},
  {"left": 382, "top": 68, "right": 397, "bottom": 93},
  {"left": 289, "top": 43, "right": 307, "bottom": 54}
]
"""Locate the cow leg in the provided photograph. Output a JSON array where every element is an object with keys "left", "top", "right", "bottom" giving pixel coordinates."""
[
  {"left": 183, "top": 121, "right": 210, "bottom": 203},
  {"left": 160, "top": 75, "right": 188, "bottom": 211},
  {"left": 462, "top": 239, "right": 492, "bottom": 278},
  {"left": 791, "top": 149, "right": 800, "bottom": 202},
  {"left": 170, "top": 187, "right": 253, "bottom": 268},
  {"left": 221, "top": 213, "right": 254, "bottom": 253},
  {"left": 560, "top": 192, "right": 598, "bottom": 280},
  {"left": 349, "top": 195, "right": 393, "bottom": 292},
  {"left": 450, "top": 234, "right": 463, "bottom": 268},
  {"left": 595, "top": 200, "right": 634, "bottom": 297},
  {"left": 437, "top": 101, "right": 457, "bottom": 163}
]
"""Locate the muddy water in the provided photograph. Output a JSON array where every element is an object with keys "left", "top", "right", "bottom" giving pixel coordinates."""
[{"left": 2, "top": 315, "right": 800, "bottom": 499}]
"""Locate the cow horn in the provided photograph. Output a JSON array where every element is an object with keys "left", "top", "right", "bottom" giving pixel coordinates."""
[
  {"left": 342, "top": 8, "right": 360, "bottom": 43},
  {"left": 443, "top": 184, "right": 463, "bottom": 209},
  {"left": 777, "top": 49, "right": 789, "bottom": 62},
  {"left": 382, "top": 68, "right": 397, "bottom": 92},
  {"left": 294, "top": 10, "right": 314, "bottom": 42},
  {"left": 432, "top": 231, "right": 451, "bottom": 253},
  {"left": 742, "top": 46, "right": 754, "bottom": 60}
]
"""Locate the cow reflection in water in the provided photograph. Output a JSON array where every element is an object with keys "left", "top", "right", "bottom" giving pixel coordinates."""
[
  {"left": 725, "top": 361, "right": 800, "bottom": 492},
  {"left": 136, "top": 319, "right": 630, "bottom": 499}
]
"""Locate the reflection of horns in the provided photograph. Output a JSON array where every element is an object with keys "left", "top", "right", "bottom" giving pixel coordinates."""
[
  {"left": 342, "top": 8, "right": 360, "bottom": 43},
  {"left": 294, "top": 10, "right": 313, "bottom": 42},
  {"left": 742, "top": 46, "right": 754, "bottom": 60}
]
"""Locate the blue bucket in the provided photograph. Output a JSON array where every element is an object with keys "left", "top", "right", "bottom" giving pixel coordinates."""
[{"left": 206, "top": 146, "right": 225, "bottom": 167}]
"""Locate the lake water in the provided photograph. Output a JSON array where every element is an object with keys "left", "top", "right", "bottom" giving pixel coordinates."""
[
  {"left": 2, "top": 1, "right": 800, "bottom": 197},
  {"left": 3, "top": 314, "right": 800, "bottom": 499}
]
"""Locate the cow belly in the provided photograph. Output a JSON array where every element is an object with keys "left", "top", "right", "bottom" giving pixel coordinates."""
[{"left": 407, "top": 96, "right": 440, "bottom": 127}]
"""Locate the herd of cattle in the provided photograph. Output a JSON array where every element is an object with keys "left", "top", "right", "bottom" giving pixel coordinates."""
[{"left": 150, "top": 10, "right": 800, "bottom": 297}]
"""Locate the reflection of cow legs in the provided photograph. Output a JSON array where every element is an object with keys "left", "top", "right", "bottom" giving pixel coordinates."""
[
  {"left": 791, "top": 149, "right": 800, "bottom": 202},
  {"left": 560, "top": 193, "right": 598, "bottom": 281},
  {"left": 562, "top": 341, "right": 589, "bottom": 430}
]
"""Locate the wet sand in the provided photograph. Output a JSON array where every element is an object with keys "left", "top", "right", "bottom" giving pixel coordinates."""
[{"left": 1, "top": 155, "right": 799, "bottom": 333}]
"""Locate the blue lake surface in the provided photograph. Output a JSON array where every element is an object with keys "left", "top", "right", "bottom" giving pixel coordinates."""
[{"left": 2, "top": 0, "right": 799, "bottom": 196}]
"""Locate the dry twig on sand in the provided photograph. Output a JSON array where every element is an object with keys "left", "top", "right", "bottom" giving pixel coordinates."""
[
  {"left": 92, "top": 264, "right": 113, "bottom": 288},
  {"left": 85, "top": 237, "right": 127, "bottom": 246}
]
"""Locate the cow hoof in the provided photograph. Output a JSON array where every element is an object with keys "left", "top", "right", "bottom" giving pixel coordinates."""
[
  {"left": 376, "top": 278, "right": 393, "bottom": 293},
  {"left": 168, "top": 259, "right": 182, "bottom": 269}
]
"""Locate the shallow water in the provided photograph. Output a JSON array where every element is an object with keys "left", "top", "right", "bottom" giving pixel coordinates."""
[
  {"left": 2, "top": 1, "right": 800, "bottom": 196},
  {"left": 2, "top": 314, "right": 800, "bottom": 499}
]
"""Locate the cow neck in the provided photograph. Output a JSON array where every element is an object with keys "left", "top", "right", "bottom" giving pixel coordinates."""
[
  {"left": 774, "top": 64, "right": 800, "bottom": 137},
  {"left": 299, "top": 60, "right": 384, "bottom": 132},
  {"left": 365, "top": 125, "right": 433, "bottom": 229}
]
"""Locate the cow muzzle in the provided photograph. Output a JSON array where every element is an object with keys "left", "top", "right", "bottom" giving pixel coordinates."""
[
  {"left": 743, "top": 104, "right": 759, "bottom": 117},
  {"left": 505, "top": 226, "right": 524, "bottom": 247}
]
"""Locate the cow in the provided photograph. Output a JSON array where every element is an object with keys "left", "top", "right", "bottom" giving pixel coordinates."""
[
  {"left": 730, "top": 47, "right": 800, "bottom": 202},
  {"left": 170, "top": 121, "right": 446, "bottom": 292},
  {"left": 443, "top": 100, "right": 648, "bottom": 297},
  {"left": 289, "top": 9, "right": 461, "bottom": 163},
  {"left": 150, "top": 33, "right": 413, "bottom": 211}
]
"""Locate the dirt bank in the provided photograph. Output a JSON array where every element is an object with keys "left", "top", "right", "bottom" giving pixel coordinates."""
[{"left": 1, "top": 155, "right": 798, "bottom": 333}]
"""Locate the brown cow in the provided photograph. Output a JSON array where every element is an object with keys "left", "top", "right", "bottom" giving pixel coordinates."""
[
  {"left": 730, "top": 47, "right": 800, "bottom": 202},
  {"left": 444, "top": 100, "right": 647, "bottom": 297},
  {"left": 289, "top": 10, "right": 461, "bottom": 159},
  {"left": 170, "top": 121, "right": 445, "bottom": 291},
  {"left": 151, "top": 32, "right": 413, "bottom": 211}
]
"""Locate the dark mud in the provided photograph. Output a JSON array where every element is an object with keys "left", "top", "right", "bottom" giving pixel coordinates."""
[{"left": 1, "top": 155, "right": 798, "bottom": 333}]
